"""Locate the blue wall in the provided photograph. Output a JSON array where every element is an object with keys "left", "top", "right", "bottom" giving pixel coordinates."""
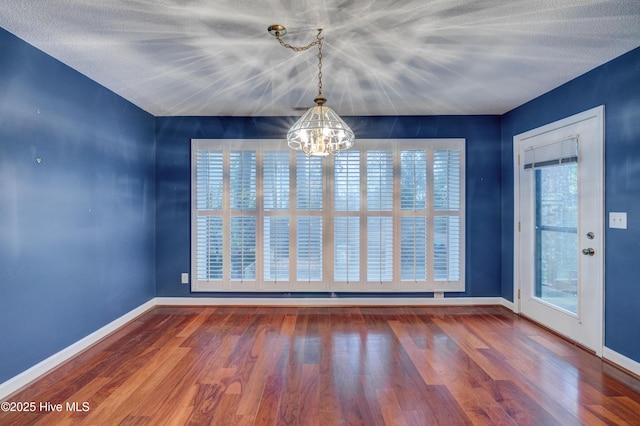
[
  {"left": 500, "top": 47, "right": 640, "bottom": 361},
  {"left": 155, "top": 115, "right": 503, "bottom": 298},
  {"left": 0, "top": 28, "right": 156, "bottom": 383}
]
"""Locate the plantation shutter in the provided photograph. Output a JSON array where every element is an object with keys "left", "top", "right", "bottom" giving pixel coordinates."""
[
  {"left": 367, "top": 150, "right": 394, "bottom": 211},
  {"left": 263, "top": 217, "right": 289, "bottom": 281},
  {"left": 334, "top": 150, "right": 360, "bottom": 282},
  {"left": 195, "top": 150, "right": 223, "bottom": 281},
  {"left": 264, "top": 150, "right": 290, "bottom": 210},
  {"left": 400, "top": 150, "right": 428, "bottom": 281},
  {"left": 433, "top": 150, "right": 461, "bottom": 281},
  {"left": 334, "top": 150, "right": 360, "bottom": 211},
  {"left": 263, "top": 150, "right": 290, "bottom": 281},
  {"left": 196, "top": 216, "right": 223, "bottom": 280},
  {"left": 196, "top": 150, "right": 223, "bottom": 211},
  {"left": 367, "top": 151, "right": 394, "bottom": 282},
  {"left": 296, "top": 153, "right": 323, "bottom": 210},
  {"left": 297, "top": 216, "right": 322, "bottom": 281},
  {"left": 296, "top": 153, "right": 323, "bottom": 281},
  {"left": 229, "top": 151, "right": 256, "bottom": 281}
]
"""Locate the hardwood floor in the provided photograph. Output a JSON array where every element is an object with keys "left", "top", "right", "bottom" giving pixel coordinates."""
[{"left": 2, "top": 305, "right": 640, "bottom": 425}]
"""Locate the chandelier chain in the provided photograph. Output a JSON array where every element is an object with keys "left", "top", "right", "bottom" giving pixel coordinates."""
[
  {"left": 276, "top": 29, "right": 324, "bottom": 95},
  {"left": 317, "top": 36, "right": 323, "bottom": 95}
]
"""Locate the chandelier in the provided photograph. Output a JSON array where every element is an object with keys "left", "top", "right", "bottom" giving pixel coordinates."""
[{"left": 268, "top": 24, "right": 354, "bottom": 156}]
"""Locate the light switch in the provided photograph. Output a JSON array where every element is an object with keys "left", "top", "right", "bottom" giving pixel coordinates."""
[
  {"left": 609, "top": 212, "right": 627, "bottom": 229},
  {"left": 181, "top": 273, "right": 189, "bottom": 284}
]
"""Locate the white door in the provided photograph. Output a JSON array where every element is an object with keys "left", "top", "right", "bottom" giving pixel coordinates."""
[{"left": 515, "top": 106, "right": 604, "bottom": 355}]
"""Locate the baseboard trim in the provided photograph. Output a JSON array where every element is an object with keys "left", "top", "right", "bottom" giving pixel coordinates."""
[
  {"left": 0, "top": 299, "right": 156, "bottom": 400},
  {"left": 499, "top": 298, "right": 516, "bottom": 312},
  {"left": 155, "top": 296, "right": 506, "bottom": 307},
  {"left": 603, "top": 347, "right": 640, "bottom": 377}
]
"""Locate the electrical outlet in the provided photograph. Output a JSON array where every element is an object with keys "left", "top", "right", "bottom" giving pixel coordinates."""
[
  {"left": 181, "top": 273, "right": 189, "bottom": 284},
  {"left": 609, "top": 212, "right": 627, "bottom": 229}
]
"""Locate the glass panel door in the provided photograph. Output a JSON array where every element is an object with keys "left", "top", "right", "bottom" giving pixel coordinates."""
[
  {"left": 516, "top": 106, "right": 604, "bottom": 355},
  {"left": 535, "top": 164, "right": 578, "bottom": 313}
]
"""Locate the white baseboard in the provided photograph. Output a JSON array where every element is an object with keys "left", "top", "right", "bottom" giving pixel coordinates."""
[
  {"left": 155, "top": 296, "right": 506, "bottom": 307},
  {"left": 603, "top": 347, "right": 640, "bottom": 377},
  {"left": 500, "top": 298, "right": 516, "bottom": 312},
  {"left": 0, "top": 299, "right": 156, "bottom": 400}
]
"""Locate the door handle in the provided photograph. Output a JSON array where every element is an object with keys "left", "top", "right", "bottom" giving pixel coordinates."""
[{"left": 582, "top": 248, "right": 595, "bottom": 256}]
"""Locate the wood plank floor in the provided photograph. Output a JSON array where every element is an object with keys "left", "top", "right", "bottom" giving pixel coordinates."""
[{"left": 2, "top": 306, "right": 640, "bottom": 425}]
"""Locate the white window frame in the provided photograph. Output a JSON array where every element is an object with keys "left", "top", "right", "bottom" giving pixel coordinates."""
[{"left": 191, "top": 139, "right": 465, "bottom": 292}]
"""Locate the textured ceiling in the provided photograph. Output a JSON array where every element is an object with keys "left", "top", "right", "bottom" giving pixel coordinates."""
[{"left": 1, "top": 1, "right": 640, "bottom": 116}]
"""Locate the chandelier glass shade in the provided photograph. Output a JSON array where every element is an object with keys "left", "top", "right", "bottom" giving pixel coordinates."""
[
  {"left": 269, "top": 24, "right": 355, "bottom": 156},
  {"left": 287, "top": 96, "right": 355, "bottom": 156}
]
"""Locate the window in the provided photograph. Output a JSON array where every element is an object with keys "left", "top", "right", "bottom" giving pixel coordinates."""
[{"left": 192, "top": 139, "right": 465, "bottom": 292}]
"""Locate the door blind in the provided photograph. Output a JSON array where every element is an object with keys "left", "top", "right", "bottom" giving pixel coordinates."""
[{"left": 524, "top": 137, "right": 578, "bottom": 170}]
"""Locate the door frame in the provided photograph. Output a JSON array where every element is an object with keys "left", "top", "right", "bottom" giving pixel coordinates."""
[{"left": 513, "top": 105, "right": 605, "bottom": 356}]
